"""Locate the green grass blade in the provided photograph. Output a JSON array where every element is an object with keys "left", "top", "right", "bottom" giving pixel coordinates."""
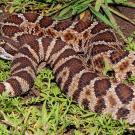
[
  {"left": 121, "top": 1, "right": 135, "bottom": 8},
  {"left": 108, "top": 7, "right": 135, "bottom": 25},
  {"left": 101, "top": 4, "right": 127, "bottom": 42},
  {"left": 95, "top": 0, "right": 104, "bottom": 11},
  {"left": 54, "top": 0, "right": 93, "bottom": 20},
  {"left": 89, "top": 5, "right": 112, "bottom": 26}
]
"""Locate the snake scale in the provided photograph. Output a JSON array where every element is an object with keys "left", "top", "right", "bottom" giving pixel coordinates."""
[{"left": 0, "top": 12, "right": 135, "bottom": 124}]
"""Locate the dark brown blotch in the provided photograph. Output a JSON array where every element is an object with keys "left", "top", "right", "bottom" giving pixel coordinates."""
[
  {"left": 52, "top": 38, "right": 66, "bottom": 53},
  {"left": 23, "top": 12, "right": 39, "bottom": 22},
  {"left": 19, "top": 46, "right": 38, "bottom": 64},
  {"left": 48, "top": 38, "right": 68, "bottom": 63},
  {"left": 4, "top": 14, "right": 23, "bottom": 25},
  {"left": 0, "top": 36, "right": 20, "bottom": 49},
  {"left": 57, "top": 67, "right": 70, "bottom": 89},
  {"left": 54, "top": 19, "right": 73, "bottom": 31},
  {"left": 110, "top": 51, "right": 129, "bottom": 64},
  {"left": 82, "top": 98, "right": 90, "bottom": 109},
  {"left": 7, "top": 78, "right": 22, "bottom": 96},
  {"left": 94, "top": 98, "right": 106, "bottom": 113},
  {"left": 0, "top": 40, "right": 19, "bottom": 56},
  {"left": 73, "top": 72, "right": 98, "bottom": 101},
  {"left": 13, "top": 71, "right": 34, "bottom": 89},
  {"left": 115, "top": 84, "right": 134, "bottom": 104},
  {"left": 116, "top": 108, "right": 129, "bottom": 119},
  {"left": 73, "top": 20, "right": 92, "bottom": 33},
  {"left": 11, "top": 57, "right": 36, "bottom": 74},
  {"left": 93, "top": 57, "right": 104, "bottom": 69},
  {"left": 94, "top": 79, "right": 111, "bottom": 97},
  {"left": 91, "top": 30, "right": 117, "bottom": 43},
  {"left": 17, "top": 35, "right": 40, "bottom": 56},
  {"left": 52, "top": 49, "right": 76, "bottom": 67},
  {"left": 55, "top": 58, "right": 84, "bottom": 93},
  {"left": 91, "top": 22, "right": 109, "bottom": 34},
  {"left": 39, "top": 16, "right": 53, "bottom": 28},
  {"left": 91, "top": 44, "right": 113, "bottom": 56},
  {"left": 17, "top": 34, "right": 36, "bottom": 44},
  {"left": 41, "top": 36, "right": 53, "bottom": 55},
  {"left": 2, "top": 25, "right": 23, "bottom": 37}
]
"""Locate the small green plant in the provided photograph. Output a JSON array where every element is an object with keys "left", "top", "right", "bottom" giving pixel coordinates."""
[
  {"left": 126, "top": 76, "right": 135, "bottom": 84},
  {"left": 125, "top": 32, "right": 135, "bottom": 51},
  {"left": 102, "top": 60, "right": 113, "bottom": 76}
]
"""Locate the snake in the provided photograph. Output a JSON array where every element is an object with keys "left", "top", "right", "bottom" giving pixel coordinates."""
[{"left": 0, "top": 12, "right": 135, "bottom": 124}]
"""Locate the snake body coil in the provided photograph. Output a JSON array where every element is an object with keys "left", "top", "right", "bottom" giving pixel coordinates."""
[{"left": 0, "top": 12, "right": 135, "bottom": 124}]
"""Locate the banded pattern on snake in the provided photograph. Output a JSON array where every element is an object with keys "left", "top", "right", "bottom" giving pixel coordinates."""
[{"left": 0, "top": 12, "right": 135, "bottom": 124}]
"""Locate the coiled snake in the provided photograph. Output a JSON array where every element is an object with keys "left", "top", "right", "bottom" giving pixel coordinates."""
[{"left": 0, "top": 12, "right": 135, "bottom": 124}]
